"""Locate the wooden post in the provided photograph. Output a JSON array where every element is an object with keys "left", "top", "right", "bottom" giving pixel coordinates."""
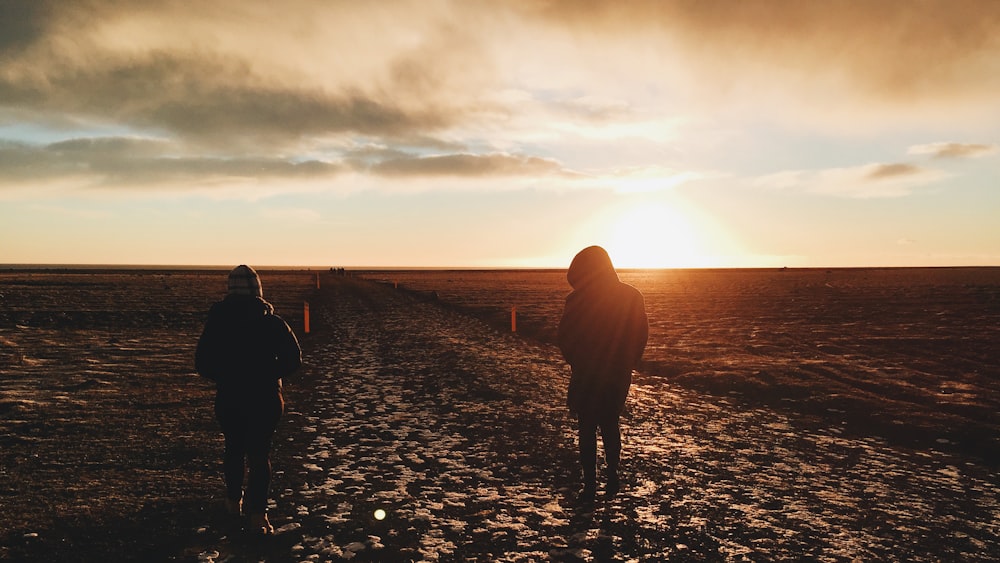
[
  {"left": 304, "top": 301, "right": 310, "bottom": 334},
  {"left": 511, "top": 306, "right": 517, "bottom": 333},
  {"left": 315, "top": 272, "right": 320, "bottom": 289}
]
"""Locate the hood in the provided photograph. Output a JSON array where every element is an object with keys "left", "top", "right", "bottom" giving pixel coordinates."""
[{"left": 567, "top": 245, "right": 620, "bottom": 290}]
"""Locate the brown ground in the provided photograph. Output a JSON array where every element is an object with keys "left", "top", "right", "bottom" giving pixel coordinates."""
[
  {"left": 366, "top": 268, "right": 1000, "bottom": 463},
  {"left": 1, "top": 268, "right": 998, "bottom": 561}
]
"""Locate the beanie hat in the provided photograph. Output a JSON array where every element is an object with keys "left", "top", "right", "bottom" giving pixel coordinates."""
[{"left": 228, "top": 265, "right": 262, "bottom": 298}]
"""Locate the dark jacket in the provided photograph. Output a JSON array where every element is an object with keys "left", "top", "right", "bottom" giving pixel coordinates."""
[
  {"left": 195, "top": 295, "right": 302, "bottom": 395},
  {"left": 558, "top": 246, "right": 648, "bottom": 416}
]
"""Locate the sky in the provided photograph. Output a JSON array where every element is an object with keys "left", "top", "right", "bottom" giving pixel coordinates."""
[{"left": 1, "top": 0, "right": 998, "bottom": 268}]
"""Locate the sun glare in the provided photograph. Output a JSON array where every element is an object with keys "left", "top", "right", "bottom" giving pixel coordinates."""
[{"left": 599, "top": 202, "right": 708, "bottom": 269}]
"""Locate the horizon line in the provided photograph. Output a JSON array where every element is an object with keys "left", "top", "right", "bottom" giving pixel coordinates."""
[{"left": 3, "top": 263, "right": 999, "bottom": 272}]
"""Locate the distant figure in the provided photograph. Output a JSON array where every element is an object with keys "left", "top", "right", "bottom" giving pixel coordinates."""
[
  {"left": 558, "top": 246, "right": 648, "bottom": 501},
  {"left": 195, "top": 265, "right": 302, "bottom": 534}
]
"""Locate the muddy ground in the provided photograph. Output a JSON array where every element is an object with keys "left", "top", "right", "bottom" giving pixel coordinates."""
[{"left": 0, "top": 270, "right": 998, "bottom": 561}]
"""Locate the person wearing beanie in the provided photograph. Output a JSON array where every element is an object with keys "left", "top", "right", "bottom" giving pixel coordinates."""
[
  {"left": 558, "top": 246, "right": 648, "bottom": 501},
  {"left": 195, "top": 265, "right": 302, "bottom": 535},
  {"left": 227, "top": 264, "right": 263, "bottom": 298}
]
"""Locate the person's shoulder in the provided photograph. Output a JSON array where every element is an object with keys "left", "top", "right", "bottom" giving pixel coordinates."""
[
  {"left": 264, "top": 311, "right": 293, "bottom": 330},
  {"left": 618, "top": 281, "right": 643, "bottom": 298},
  {"left": 207, "top": 299, "right": 229, "bottom": 316}
]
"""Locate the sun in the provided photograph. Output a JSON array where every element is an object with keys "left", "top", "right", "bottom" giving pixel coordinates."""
[{"left": 599, "top": 202, "right": 707, "bottom": 269}]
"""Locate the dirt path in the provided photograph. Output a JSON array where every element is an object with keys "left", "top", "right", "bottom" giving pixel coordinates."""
[{"left": 186, "top": 278, "right": 999, "bottom": 562}]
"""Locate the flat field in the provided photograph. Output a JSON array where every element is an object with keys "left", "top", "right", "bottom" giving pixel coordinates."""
[
  {"left": 1, "top": 267, "right": 998, "bottom": 561},
  {"left": 362, "top": 268, "right": 1000, "bottom": 459}
]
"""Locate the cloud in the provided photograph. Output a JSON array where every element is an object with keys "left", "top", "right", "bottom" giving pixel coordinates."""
[
  {"left": 864, "top": 163, "right": 923, "bottom": 181},
  {"left": 0, "top": 52, "right": 455, "bottom": 149},
  {"left": 369, "top": 152, "right": 566, "bottom": 178},
  {"left": 754, "top": 162, "right": 947, "bottom": 199},
  {"left": 0, "top": 1, "right": 498, "bottom": 153},
  {"left": 0, "top": 136, "right": 342, "bottom": 188},
  {"left": 908, "top": 142, "right": 1000, "bottom": 159},
  {"left": 47, "top": 136, "right": 172, "bottom": 158},
  {"left": 4, "top": 0, "right": 998, "bottom": 153},
  {"left": 524, "top": 1, "right": 1000, "bottom": 106},
  {"left": 0, "top": 135, "right": 572, "bottom": 193},
  {"left": 1, "top": 0, "right": 997, "bottom": 199},
  {"left": 0, "top": 2, "right": 48, "bottom": 52}
]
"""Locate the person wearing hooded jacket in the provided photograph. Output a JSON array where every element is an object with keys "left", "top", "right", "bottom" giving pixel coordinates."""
[
  {"left": 558, "top": 246, "right": 648, "bottom": 500},
  {"left": 196, "top": 265, "right": 302, "bottom": 535}
]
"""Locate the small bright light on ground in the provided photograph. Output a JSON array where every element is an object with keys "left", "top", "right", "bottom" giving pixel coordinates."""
[{"left": 373, "top": 509, "right": 386, "bottom": 521}]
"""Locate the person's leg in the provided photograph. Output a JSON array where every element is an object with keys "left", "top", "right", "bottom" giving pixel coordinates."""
[
  {"left": 244, "top": 429, "right": 275, "bottom": 514},
  {"left": 244, "top": 431, "right": 275, "bottom": 533},
  {"left": 215, "top": 395, "right": 247, "bottom": 512},
  {"left": 222, "top": 433, "right": 248, "bottom": 511},
  {"left": 244, "top": 393, "right": 283, "bottom": 534},
  {"left": 577, "top": 412, "right": 599, "bottom": 499},
  {"left": 598, "top": 413, "right": 623, "bottom": 495},
  {"left": 599, "top": 375, "right": 631, "bottom": 496}
]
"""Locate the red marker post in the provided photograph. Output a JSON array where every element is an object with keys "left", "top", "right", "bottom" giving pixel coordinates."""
[{"left": 304, "top": 301, "right": 311, "bottom": 334}]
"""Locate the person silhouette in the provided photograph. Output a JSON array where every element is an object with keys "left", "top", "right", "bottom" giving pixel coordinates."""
[
  {"left": 558, "top": 246, "right": 648, "bottom": 500},
  {"left": 195, "top": 265, "right": 302, "bottom": 534}
]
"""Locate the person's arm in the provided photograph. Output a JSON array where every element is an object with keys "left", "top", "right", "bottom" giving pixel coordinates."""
[
  {"left": 195, "top": 310, "right": 222, "bottom": 380},
  {"left": 629, "top": 291, "right": 649, "bottom": 368},
  {"left": 272, "top": 317, "right": 302, "bottom": 380},
  {"left": 557, "top": 295, "right": 582, "bottom": 368}
]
